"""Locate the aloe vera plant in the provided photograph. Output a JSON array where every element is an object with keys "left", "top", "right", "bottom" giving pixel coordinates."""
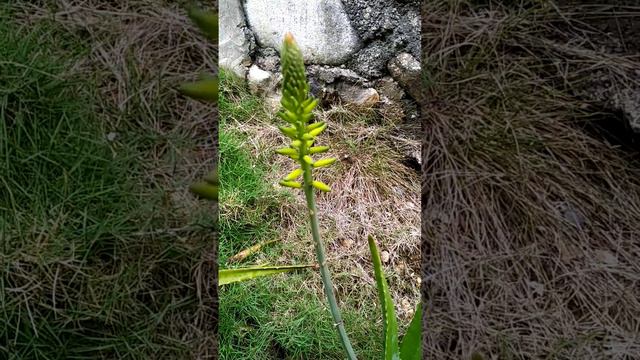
[
  {"left": 274, "top": 32, "right": 358, "bottom": 358},
  {"left": 184, "top": 10, "right": 422, "bottom": 356},
  {"left": 181, "top": 9, "right": 312, "bottom": 286},
  {"left": 272, "top": 34, "right": 422, "bottom": 359}
]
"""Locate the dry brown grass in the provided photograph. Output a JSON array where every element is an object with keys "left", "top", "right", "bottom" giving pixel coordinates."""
[
  {"left": 12, "top": 1, "right": 218, "bottom": 357},
  {"left": 422, "top": 1, "right": 640, "bottom": 359}
]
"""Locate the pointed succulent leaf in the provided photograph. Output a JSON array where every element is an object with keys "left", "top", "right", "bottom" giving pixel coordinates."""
[
  {"left": 368, "top": 235, "right": 400, "bottom": 360},
  {"left": 308, "top": 123, "right": 327, "bottom": 137},
  {"left": 280, "top": 95, "right": 297, "bottom": 110},
  {"left": 277, "top": 110, "right": 298, "bottom": 124},
  {"left": 291, "top": 140, "right": 302, "bottom": 148},
  {"left": 301, "top": 113, "right": 313, "bottom": 123},
  {"left": 312, "top": 180, "right": 331, "bottom": 192},
  {"left": 309, "top": 146, "right": 330, "bottom": 154},
  {"left": 188, "top": 7, "right": 218, "bottom": 40},
  {"left": 276, "top": 147, "right": 298, "bottom": 157},
  {"left": 279, "top": 125, "right": 298, "bottom": 139},
  {"left": 306, "top": 121, "right": 325, "bottom": 131},
  {"left": 399, "top": 302, "right": 422, "bottom": 360},
  {"left": 179, "top": 77, "right": 218, "bottom": 103},
  {"left": 284, "top": 168, "right": 303, "bottom": 181},
  {"left": 189, "top": 181, "right": 218, "bottom": 201},
  {"left": 302, "top": 133, "right": 315, "bottom": 141},
  {"left": 302, "top": 98, "right": 318, "bottom": 114},
  {"left": 279, "top": 180, "right": 302, "bottom": 189},
  {"left": 204, "top": 170, "right": 218, "bottom": 185},
  {"left": 219, "top": 264, "right": 314, "bottom": 285},
  {"left": 312, "top": 158, "right": 336, "bottom": 168},
  {"left": 303, "top": 155, "right": 314, "bottom": 165}
]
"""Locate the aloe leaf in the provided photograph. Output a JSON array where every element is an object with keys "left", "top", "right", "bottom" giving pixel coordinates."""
[
  {"left": 399, "top": 302, "right": 422, "bottom": 360},
  {"left": 227, "top": 239, "right": 279, "bottom": 263},
  {"left": 190, "top": 180, "right": 218, "bottom": 201},
  {"left": 219, "top": 265, "right": 314, "bottom": 285},
  {"left": 179, "top": 77, "right": 218, "bottom": 103},
  {"left": 204, "top": 170, "right": 218, "bottom": 185},
  {"left": 368, "top": 235, "right": 400, "bottom": 360},
  {"left": 188, "top": 7, "right": 218, "bottom": 40}
]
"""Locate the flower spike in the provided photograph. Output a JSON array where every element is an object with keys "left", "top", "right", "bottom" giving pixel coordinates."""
[{"left": 275, "top": 33, "right": 336, "bottom": 193}]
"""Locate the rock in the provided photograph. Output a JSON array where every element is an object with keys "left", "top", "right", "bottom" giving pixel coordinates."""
[
  {"left": 307, "top": 65, "right": 368, "bottom": 85},
  {"left": 388, "top": 53, "right": 421, "bottom": 100},
  {"left": 342, "top": 0, "right": 421, "bottom": 58},
  {"left": 220, "top": 0, "right": 252, "bottom": 78},
  {"left": 349, "top": 40, "right": 395, "bottom": 78},
  {"left": 612, "top": 88, "right": 640, "bottom": 133},
  {"left": 254, "top": 47, "right": 280, "bottom": 73},
  {"left": 305, "top": 66, "right": 371, "bottom": 104},
  {"left": 574, "top": 67, "right": 640, "bottom": 134},
  {"left": 247, "top": 65, "right": 276, "bottom": 95},
  {"left": 376, "top": 76, "right": 405, "bottom": 101},
  {"left": 244, "top": 0, "right": 362, "bottom": 65},
  {"left": 380, "top": 250, "right": 390, "bottom": 263},
  {"left": 337, "top": 83, "right": 380, "bottom": 107}
]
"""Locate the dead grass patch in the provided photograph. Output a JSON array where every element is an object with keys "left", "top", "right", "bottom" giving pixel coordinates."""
[
  {"left": 422, "top": 1, "right": 640, "bottom": 359},
  {"left": 10, "top": 1, "right": 218, "bottom": 357}
]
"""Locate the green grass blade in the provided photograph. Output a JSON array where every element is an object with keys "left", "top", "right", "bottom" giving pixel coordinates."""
[
  {"left": 219, "top": 265, "right": 315, "bottom": 286},
  {"left": 368, "top": 235, "right": 400, "bottom": 360},
  {"left": 399, "top": 302, "right": 422, "bottom": 360}
]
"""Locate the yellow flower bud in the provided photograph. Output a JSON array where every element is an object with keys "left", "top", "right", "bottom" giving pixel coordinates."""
[
  {"left": 279, "top": 180, "right": 302, "bottom": 189},
  {"left": 308, "top": 123, "right": 327, "bottom": 137},
  {"left": 312, "top": 181, "right": 331, "bottom": 192},
  {"left": 312, "top": 158, "right": 336, "bottom": 168},
  {"left": 276, "top": 147, "right": 298, "bottom": 157},
  {"left": 309, "top": 146, "right": 329, "bottom": 154},
  {"left": 284, "top": 168, "right": 303, "bottom": 181},
  {"left": 303, "top": 155, "right": 313, "bottom": 164}
]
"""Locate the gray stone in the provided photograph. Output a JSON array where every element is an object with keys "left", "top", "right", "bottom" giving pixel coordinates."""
[
  {"left": 576, "top": 69, "right": 640, "bottom": 134},
  {"left": 376, "top": 76, "right": 405, "bottom": 101},
  {"left": 612, "top": 88, "right": 640, "bottom": 133},
  {"left": 220, "top": 0, "right": 252, "bottom": 77},
  {"left": 307, "top": 65, "right": 369, "bottom": 85},
  {"left": 388, "top": 53, "right": 421, "bottom": 100},
  {"left": 342, "top": 0, "right": 421, "bottom": 60},
  {"left": 247, "top": 65, "right": 275, "bottom": 95},
  {"left": 254, "top": 47, "right": 280, "bottom": 73},
  {"left": 336, "top": 83, "right": 380, "bottom": 107},
  {"left": 243, "top": 0, "right": 362, "bottom": 65},
  {"left": 349, "top": 40, "right": 395, "bottom": 78}
]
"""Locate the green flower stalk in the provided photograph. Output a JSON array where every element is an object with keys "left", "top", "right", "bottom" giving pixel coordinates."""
[{"left": 275, "top": 33, "right": 357, "bottom": 360}]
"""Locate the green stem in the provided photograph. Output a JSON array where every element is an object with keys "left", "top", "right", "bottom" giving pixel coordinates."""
[{"left": 300, "top": 154, "right": 357, "bottom": 360}]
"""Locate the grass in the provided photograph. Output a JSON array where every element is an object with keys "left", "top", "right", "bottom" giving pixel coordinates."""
[
  {"left": 217, "top": 66, "right": 420, "bottom": 358},
  {"left": 422, "top": 1, "right": 640, "bottom": 359},
  {"left": 1, "top": 2, "right": 216, "bottom": 358}
]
